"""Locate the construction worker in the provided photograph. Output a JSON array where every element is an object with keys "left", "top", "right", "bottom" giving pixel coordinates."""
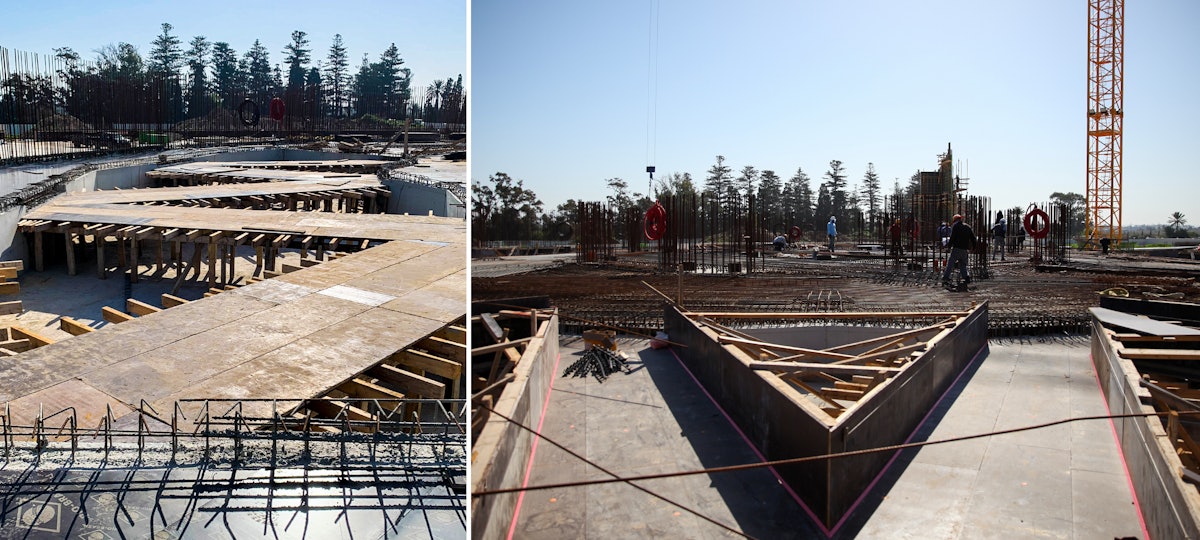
[
  {"left": 942, "top": 214, "right": 976, "bottom": 288},
  {"left": 773, "top": 233, "right": 787, "bottom": 252},
  {"left": 991, "top": 211, "right": 1007, "bottom": 261},
  {"left": 889, "top": 219, "right": 903, "bottom": 258},
  {"left": 826, "top": 216, "right": 837, "bottom": 253}
]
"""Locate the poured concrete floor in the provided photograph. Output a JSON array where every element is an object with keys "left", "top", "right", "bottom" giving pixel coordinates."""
[{"left": 506, "top": 337, "right": 1146, "bottom": 539}]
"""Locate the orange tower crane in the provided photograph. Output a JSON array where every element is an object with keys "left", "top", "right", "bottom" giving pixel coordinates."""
[{"left": 1086, "top": 0, "right": 1124, "bottom": 249}]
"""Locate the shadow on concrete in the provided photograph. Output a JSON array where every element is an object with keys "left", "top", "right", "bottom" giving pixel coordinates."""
[
  {"left": 640, "top": 346, "right": 825, "bottom": 539},
  {"left": 829, "top": 343, "right": 991, "bottom": 539}
]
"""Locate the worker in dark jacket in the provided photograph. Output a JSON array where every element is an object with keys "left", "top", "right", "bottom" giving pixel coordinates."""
[
  {"left": 942, "top": 214, "right": 976, "bottom": 287},
  {"left": 889, "top": 219, "right": 902, "bottom": 258}
]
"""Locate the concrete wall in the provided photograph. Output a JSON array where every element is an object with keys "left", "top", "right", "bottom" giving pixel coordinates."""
[
  {"left": 665, "top": 305, "right": 988, "bottom": 527},
  {"left": 1091, "top": 317, "right": 1200, "bottom": 539},
  {"left": 0, "top": 206, "right": 29, "bottom": 261},
  {"left": 471, "top": 315, "right": 560, "bottom": 539},
  {"left": 383, "top": 178, "right": 465, "bottom": 219}
]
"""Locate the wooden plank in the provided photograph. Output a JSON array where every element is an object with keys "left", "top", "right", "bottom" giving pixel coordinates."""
[
  {"left": 59, "top": 317, "right": 95, "bottom": 336},
  {"left": 823, "top": 387, "right": 866, "bottom": 401},
  {"left": 1090, "top": 307, "right": 1200, "bottom": 336},
  {"left": 472, "top": 337, "right": 533, "bottom": 356},
  {"left": 419, "top": 335, "right": 467, "bottom": 363},
  {"left": 126, "top": 298, "right": 162, "bottom": 317},
  {"left": 719, "top": 335, "right": 856, "bottom": 361},
  {"left": 0, "top": 261, "right": 23, "bottom": 271},
  {"left": 480, "top": 313, "right": 505, "bottom": 341},
  {"left": 161, "top": 294, "right": 190, "bottom": 308},
  {"left": 0, "top": 268, "right": 18, "bottom": 279},
  {"left": 1118, "top": 348, "right": 1200, "bottom": 361},
  {"left": 101, "top": 306, "right": 135, "bottom": 324},
  {"left": 10, "top": 326, "right": 55, "bottom": 348},
  {"left": 434, "top": 324, "right": 467, "bottom": 343},
  {"left": 0, "top": 339, "right": 31, "bottom": 353},
  {"left": 341, "top": 377, "right": 406, "bottom": 407},
  {"left": 369, "top": 364, "right": 445, "bottom": 398},
  {"left": 0, "top": 300, "right": 22, "bottom": 315},
  {"left": 395, "top": 348, "right": 462, "bottom": 380},
  {"left": 749, "top": 361, "right": 902, "bottom": 374}
]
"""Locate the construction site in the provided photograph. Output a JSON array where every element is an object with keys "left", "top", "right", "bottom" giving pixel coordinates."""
[
  {"left": 0, "top": 43, "right": 468, "bottom": 538},
  {"left": 470, "top": 2, "right": 1200, "bottom": 537}
]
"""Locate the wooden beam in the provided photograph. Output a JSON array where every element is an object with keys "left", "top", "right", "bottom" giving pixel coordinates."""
[
  {"left": 101, "top": 306, "right": 135, "bottom": 324},
  {"left": 0, "top": 339, "right": 31, "bottom": 353},
  {"left": 395, "top": 349, "right": 462, "bottom": 380},
  {"left": 59, "top": 317, "right": 95, "bottom": 336},
  {"left": 10, "top": 326, "right": 54, "bottom": 348},
  {"left": 472, "top": 337, "right": 533, "bottom": 356},
  {"left": 1119, "top": 348, "right": 1200, "bottom": 361},
  {"left": 0, "top": 301, "right": 22, "bottom": 315},
  {"left": 719, "top": 335, "right": 856, "bottom": 361},
  {"left": 161, "top": 293, "right": 190, "bottom": 308},
  {"left": 369, "top": 364, "right": 445, "bottom": 398},
  {"left": 0, "top": 268, "right": 15, "bottom": 279},
  {"left": 749, "top": 361, "right": 902, "bottom": 374},
  {"left": 126, "top": 298, "right": 162, "bottom": 317},
  {"left": 419, "top": 335, "right": 467, "bottom": 363},
  {"left": 340, "top": 378, "right": 406, "bottom": 409},
  {"left": 0, "top": 282, "right": 19, "bottom": 295}
]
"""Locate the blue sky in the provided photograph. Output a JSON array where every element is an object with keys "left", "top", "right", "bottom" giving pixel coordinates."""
[
  {"left": 472, "top": 0, "right": 1199, "bottom": 227},
  {"left": 0, "top": 0, "right": 465, "bottom": 95}
]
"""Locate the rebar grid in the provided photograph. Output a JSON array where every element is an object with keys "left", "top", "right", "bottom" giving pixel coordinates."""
[{"left": 0, "top": 398, "right": 468, "bottom": 464}]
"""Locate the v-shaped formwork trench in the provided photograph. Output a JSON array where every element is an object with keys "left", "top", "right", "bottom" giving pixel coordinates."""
[{"left": 664, "top": 303, "right": 989, "bottom": 529}]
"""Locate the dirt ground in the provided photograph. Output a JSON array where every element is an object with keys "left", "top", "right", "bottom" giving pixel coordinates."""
[{"left": 473, "top": 249, "right": 1200, "bottom": 336}]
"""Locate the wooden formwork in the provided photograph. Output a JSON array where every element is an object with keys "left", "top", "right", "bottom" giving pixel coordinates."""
[
  {"left": 1091, "top": 297, "right": 1200, "bottom": 539},
  {"left": 470, "top": 304, "right": 559, "bottom": 539},
  {"left": 665, "top": 303, "right": 989, "bottom": 529}
]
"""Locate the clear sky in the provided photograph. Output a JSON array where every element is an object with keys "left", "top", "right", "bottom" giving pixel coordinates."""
[
  {"left": 472, "top": 0, "right": 1200, "bottom": 227},
  {"left": 0, "top": 0, "right": 465, "bottom": 96}
]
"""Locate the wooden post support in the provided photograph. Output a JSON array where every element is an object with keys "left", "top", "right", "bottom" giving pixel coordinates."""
[
  {"left": 207, "top": 241, "right": 217, "bottom": 288},
  {"left": 64, "top": 230, "right": 76, "bottom": 276},
  {"left": 34, "top": 231, "right": 43, "bottom": 272},
  {"left": 129, "top": 236, "right": 138, "bottom": 283},
  {"left": 96, "top": 236, "right": 106, "bottom": 279}
]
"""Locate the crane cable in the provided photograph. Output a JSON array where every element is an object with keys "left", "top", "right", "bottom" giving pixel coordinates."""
[{"left": 646, "top": 0, "right": 660, "bottom": 198}]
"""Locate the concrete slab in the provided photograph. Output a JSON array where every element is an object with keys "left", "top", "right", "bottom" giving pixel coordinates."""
[{"left": 501, "top": 337, "right": 1147, "bottom": 539}]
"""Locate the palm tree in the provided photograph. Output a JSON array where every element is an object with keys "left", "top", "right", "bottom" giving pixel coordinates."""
[{"left": 1167, "top": 211, "right": 1188, "bottom": 238}]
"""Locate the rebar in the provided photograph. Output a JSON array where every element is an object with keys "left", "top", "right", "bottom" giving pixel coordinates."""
[{"left": 562, "top": 347, "right": 630, "bottom": 382}]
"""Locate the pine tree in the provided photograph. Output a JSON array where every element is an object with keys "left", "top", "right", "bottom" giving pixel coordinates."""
[
  {"left": 242, "top": 40, "right": 273, "bottom": 104},
  {"left": 282, "top": 30, "right": 311, "bottom": 92},
  {"left": 185, "top": 36, "right": 210, "bottom": 118},
  {"left": 705, "top": 155, "right": 733, "bottom": 204},
  {"left": 756, "top": 170, "right": 783, "bottom": 233},
  {"left": 823, "top": 160, "right": 848, "bottom": 218},
  {"left": 862, "top": 162, "right": 881, "bottom": 225},
  {"left": 324, "top": 34, "right": 349, "bottom": 117},
  {"left": 210, "top": 42, "right": 241, "bottom": 109},
  {"left": 148, "top": 23, "right": 183, "bottom": 75}
]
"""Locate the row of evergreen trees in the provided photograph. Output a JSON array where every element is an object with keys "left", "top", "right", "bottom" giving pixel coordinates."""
[
  {"left": 0, "top": 24, "right": 464, "bottom": 129},
  {"left": 473, "top": 156, "right": 914, "bottom": 244}
]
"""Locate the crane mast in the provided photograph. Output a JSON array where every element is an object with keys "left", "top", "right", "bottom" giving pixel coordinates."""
[{"left": 1086, "top": 0, "right": 1124, "bottom": 249}]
